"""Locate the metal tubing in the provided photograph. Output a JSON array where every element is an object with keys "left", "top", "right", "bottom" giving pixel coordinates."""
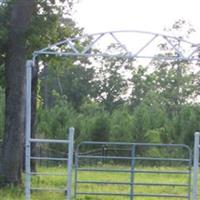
[
  {"left": 133, "top": 34, "right": 158, "bottom": 57},
  {"left": 77, "top": 154, "right": 190, "bottom": 162},
  {"left": 163, "top": 36, "right": 184, "bottom": 57},
  {"left": 77, "top": 180, "right": 188, "bottom": 187},
  {"left": 25, "top": 60, "right": 32, "bottom": 200},
  {"left": 66, "top": 39, "right": 79, "bottom": 54},
  {"left": 135, "top": 157, "right": 190, "bottom": 162},
  {"left": 32, "top": 30, "right": 200, "bottom": 64},
  {"left": 76, "top": 192, "right": 188, "bottom": 198},
  {"left": 76, "top": 192, "right": 130, "bottom": 197},
  {"left": 33, "top": 51, "right": 188, "bottom": 60},
  {"left": 130, "top": 145, "right": 135, "bottom": 200},
  {"left": 30, "top": 172, "right": 66, "bottom": 176},
  {"left": 77, "top": 141, "right": 192, "bottom": 151},
  {"left": 187, "top": 146, "right": 193, "bottom": 200},
  {"left": 77, "top": 167, "right": 132, "bottom": 173},
  {"left": 67, "top": 127, "right": 74, "bottom": 200},
  {"left": 74, "top": 150, "right": 78, "bottom": 199},
  {"left": 30, "top": 138, "right": 69, "bottom": 144},
  {"left": 193, "top": 132, "right": 200, "bottom": 200},
  {"left": 110, "top": 32, "right": 129, "bottom": 53},
  {"left": 31, "top": 188, "right": 67, "bottom": 192},
  {"left": 81, "top": 33, "right": 105, "bottom": 54},
  {"left": 78, "top": 155, "right": 132, "bottom": 160},
  {"left": 77, "top": 167, "right": 190, "bottom": 174},
  {"left": 41, "top": 30, "right": 194, "bottom": 46},
  {"left": 30, "top": 156, "right": 68, "bottom": 161}
]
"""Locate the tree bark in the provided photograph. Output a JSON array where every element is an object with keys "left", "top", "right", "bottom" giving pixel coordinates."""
[{"left": 0, "top": 0, "right": 35, "bottom": 186}]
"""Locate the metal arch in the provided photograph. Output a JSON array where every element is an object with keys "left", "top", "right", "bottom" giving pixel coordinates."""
[{"left": 33, "top": 30, "right": 200, "bottom": 61}]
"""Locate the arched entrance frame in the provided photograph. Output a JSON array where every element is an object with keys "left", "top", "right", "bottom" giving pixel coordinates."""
[{"left": 25, "top": 30, "right": 200, "bottom": 200}]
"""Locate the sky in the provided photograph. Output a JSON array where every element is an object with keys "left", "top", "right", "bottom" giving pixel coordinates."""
[{"left": 73, "top": 0, "right": 200, "bottom": 43}]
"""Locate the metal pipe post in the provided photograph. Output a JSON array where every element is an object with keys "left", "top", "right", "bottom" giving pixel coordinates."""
[
  {"left": 187, "top": 148, "right": 193, "bottom": 200},
  {"left": 130, "top": 145, "right": 136, "bottom": 200},
  {"left": 74, "top": 150, "right": 78, "bottom": 199},
  {"left": 193, "top": 132, "right": 200, "bottom": 200},
  {"left": 67, "top": 127, "right": 74, "bottom": 200},
  {"left": 25, "top": 60, "right": 33, "bottom": 200}
]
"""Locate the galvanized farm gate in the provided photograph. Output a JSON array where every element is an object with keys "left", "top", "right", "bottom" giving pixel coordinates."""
[
  {"left": 25, "top": 127, "right": 74, "bottom": 200},
  {"left": 75, "top": 141, "right": 192, "bottom": 199}
]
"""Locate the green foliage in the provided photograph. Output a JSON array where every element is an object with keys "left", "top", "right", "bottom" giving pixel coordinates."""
[
  {"left": 36, "top": 90, "right": 200, "bottom": 148},
  {"left": 0, "top": 65, "right": 5, "bottom": 89},
  {"left": 37, "top": 99, "right": 77, "bottom": 139},
  {"left": 145, "top": 129, "right": 163, "bottom": 143},
  {"left": 109, "top": 106, "right": 133, "bottom": 142},
  {"left": 26, "top": 0, "right": 82, "bottom": 55},
  {"left": 0, "top": 3, "right": 9, "bottom": 88},
  {"left": 90, "top": 112, "right": 110, "bottom": 141},
  {"left": 142, "top": 92, "right": 166, "bottom": 129},
  {"left": 130, "top": 66, "right": 155, "bottom": 108},
  {"left": 93, "top": 57, "right": 129, "bottom": 112},
  {"left": 0, "top": 0, "right": 82, "bottom": 63},
  {"left": 78, "top": 102, "right": 110, "bottom": 142},
  {"left": 131, "top": 103, "right": 151, "bottom": 142},
  {"left": 177, "top": 105, "right": 200, "bottom": 146},
  {"left": 39, "top": 59, "right": 95, "bottom": 110}
]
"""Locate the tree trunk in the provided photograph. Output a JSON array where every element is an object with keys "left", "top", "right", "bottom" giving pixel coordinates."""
[{"left": 0, "top": 0, "right": 35, "bottom": 186}]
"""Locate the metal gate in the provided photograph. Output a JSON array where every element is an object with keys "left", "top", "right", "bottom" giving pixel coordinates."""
[
  {"left": 75, "top": 141, "right": 192, "bottom": 199},
  {"left": 25, "top": 127, "right": 74, "bottom": 200}
]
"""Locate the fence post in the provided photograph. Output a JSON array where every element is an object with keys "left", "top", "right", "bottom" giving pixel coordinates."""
[
  {"left": 130, "top": 145, "right": 136, "bottom": 200},
  {"left": 67, "top": 127, "right": 74, "bottom": 200},
  {"left": 25, "top": 60, "right": 32, "bottom": 200},
  {"left": 74, "top": 148, "right": 78, "bottom": 199},
  {"left": 193, "top": 132, "right": 200, "bottom": 200}
]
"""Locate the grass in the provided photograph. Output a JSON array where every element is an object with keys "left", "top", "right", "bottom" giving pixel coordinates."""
[{"left": 0, "top": 165, "right": 199, "bottom": 200}]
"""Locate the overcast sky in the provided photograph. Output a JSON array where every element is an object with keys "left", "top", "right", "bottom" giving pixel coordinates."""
[{"left": 73, "top": 0, "right": 200, "bottom": 42}]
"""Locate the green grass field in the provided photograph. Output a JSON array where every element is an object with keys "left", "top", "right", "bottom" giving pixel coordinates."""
[{"left": 0, "top": 165, "right": 199, "bottom": 200}]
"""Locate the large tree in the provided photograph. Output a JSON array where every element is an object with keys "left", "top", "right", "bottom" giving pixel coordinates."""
[
  {"left": 0, "top": 0, "right": 80, "bottom": 186},
  {"left": 0, "top": 0, "right": 35, "bottom": 186}
]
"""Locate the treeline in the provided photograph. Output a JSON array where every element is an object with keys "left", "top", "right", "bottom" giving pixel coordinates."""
[
  {"left": 37, "top": 99, "right": 200, "bottom": 147},
  {"left": 0, "top": 48, "right": 200, "bottom": 147},
  {"left": 0, "top": 13, "right": 199, "bottom": 148},
  {"left": 35, "top": 53, "right": 200, "bottom": 147}
]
